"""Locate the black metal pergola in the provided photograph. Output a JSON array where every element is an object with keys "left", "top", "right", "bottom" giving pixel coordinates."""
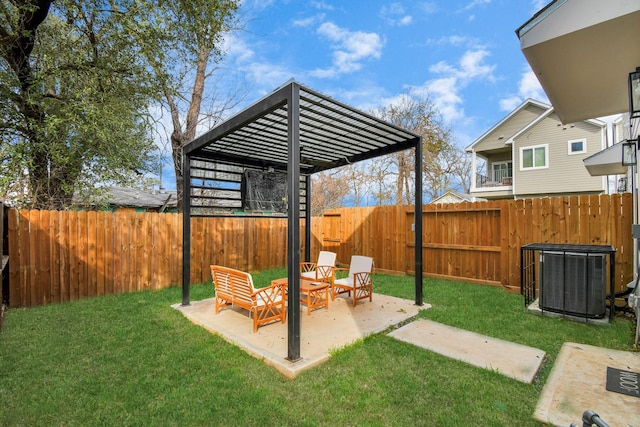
[{"left": 181, "top": 80, "right": 423, "bottom": 361}]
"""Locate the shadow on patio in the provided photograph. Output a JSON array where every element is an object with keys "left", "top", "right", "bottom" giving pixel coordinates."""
[{"left": 173, "top": 293, "right": 426, "bottom": 378}]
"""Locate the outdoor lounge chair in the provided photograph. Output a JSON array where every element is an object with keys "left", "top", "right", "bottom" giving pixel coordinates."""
[
  {"left": 210, "top": 265, "right": 286, "bottom": 332},
  {"left": 300, "top": 250, "right": 337, "bottom": 283},
  {"left": 332, "top": 255, "right": 373, "bottom": 307}
]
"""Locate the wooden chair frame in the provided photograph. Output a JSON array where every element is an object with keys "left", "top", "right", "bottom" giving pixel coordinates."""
[
  {"left": 331, "top": 255, "right": 373, "bottom": 307},
  {"left": 210, "top": 265, "right": 286, "bottom": 332},
  {"left": 300, "top": 250, "right": 336, "bottom": 283}
]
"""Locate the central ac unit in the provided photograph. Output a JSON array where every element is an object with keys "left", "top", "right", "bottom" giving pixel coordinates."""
[{"left": 539, "top": 251, "right": 606, "bottom": 318}]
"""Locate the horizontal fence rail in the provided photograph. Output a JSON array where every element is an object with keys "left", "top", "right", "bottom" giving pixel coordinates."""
[{"left": 7, "top": 194, "right": 633, "bottom": 308}]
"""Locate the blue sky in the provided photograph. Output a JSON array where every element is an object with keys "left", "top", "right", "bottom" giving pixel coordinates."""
[{"left": 159, "top": 0, "right": 552, "bottom": 190}]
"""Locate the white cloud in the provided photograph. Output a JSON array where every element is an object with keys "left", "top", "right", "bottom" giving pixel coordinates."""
[
  {"left": 519, "top": 69, "right": 547, "bottom": 99},
  {"left": 499, "top": 96, "right": 522, "bottom": 112},
  {"left": 459, "top": 50, "right": 495, "bottom": 80},
  {"left": 246, "top": 63, "right": 293, "bottom": 89},
  {"left": 311, "top": 22, "right": 384, "bottom": 78},
  {"left": 311, "top": 0, "right": 334, "bottom": 10},
  {"left": 380, "top": 3, "right": 413, "bottom": 26},
  {"left": 427, "top": 35, "right": 475, "bottom": 47},
  {"left": 292, "top": 13, "right": 326, "bottom": 27},
  {"left": 499, "top": 68, "right": 548, "bottom": 111},
  {"left": 398, "top": 15, "right": 413, "bottom": 25},
  {"left": 241, "top": 0, "right": 277, "bottom": 12},
  {"left": 429, "top": 50, "right": 494, "bottom": 81},
  {"left": 460, "top": 0, "right": 491, "bottom": 12},
  {"left": 532, "top": 0, "right": 550, "bottom": 11},
  {"left": 425, "top": 77, "right": 464, "bottom": 122},
  {"left": 292, "top": 16, "right": 317, "bottom": 27},
  {"left": 411, "top": 49, "right": 495, "bottom": 124},
  {"left": 221, "top": 32, "right": 254, "bottom": 64},
  {"left": 219, "top": 30, "right": 292, "bottom": 92},
  {"left": 420, "top": 2, "right": 438, "bottom": 14}
]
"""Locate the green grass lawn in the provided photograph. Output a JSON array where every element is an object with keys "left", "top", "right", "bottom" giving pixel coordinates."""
[{"left": 0, "top": 269, "right": 635, "bottom": 426}]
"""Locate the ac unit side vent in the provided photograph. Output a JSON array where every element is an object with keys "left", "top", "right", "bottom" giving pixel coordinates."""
[{"left": 539, "top": 251, "right": 606, "bottom": 318}]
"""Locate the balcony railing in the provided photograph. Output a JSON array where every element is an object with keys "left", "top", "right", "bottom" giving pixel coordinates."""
[
  {"left": 475, "top": 174, "right": 513, "bottom": 188},
  {"left": 492, "top": 168, "right": 511, "bottom": 183}
]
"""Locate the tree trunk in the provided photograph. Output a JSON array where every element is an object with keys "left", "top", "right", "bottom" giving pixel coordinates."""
[
  {"left": 169, "top": 45, "right": 210, "bottom": 212},
  {"left": 4, "top": 1, "right": 56, "bottom": 208}
]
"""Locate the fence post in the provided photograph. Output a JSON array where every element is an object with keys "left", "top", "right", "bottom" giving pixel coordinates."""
[{"left": 1, "top": 203, "right": 7, "bottom": 322}]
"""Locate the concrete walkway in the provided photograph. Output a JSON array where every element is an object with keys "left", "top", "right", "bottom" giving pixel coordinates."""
[
  {"left": 389, "top": 319, "right": 546, "bottom": 383},
  {"left": 535, "top": 342, "right": 640, "bottom": 427}
]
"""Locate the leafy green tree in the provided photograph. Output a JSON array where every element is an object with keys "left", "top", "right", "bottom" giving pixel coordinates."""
[
  {"left": 132, "top": 0, "right": 242, "bottom": 211},
  {"left": 0, "top": 0, "right": 241, "bottom": 209},
  {"left": 1, "top": 0, "right": 159, "bottom": 208}
]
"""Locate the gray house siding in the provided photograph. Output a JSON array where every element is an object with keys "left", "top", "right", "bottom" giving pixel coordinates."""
[{"left": 513, "top": 113, "right": 605, "bottom": 196}]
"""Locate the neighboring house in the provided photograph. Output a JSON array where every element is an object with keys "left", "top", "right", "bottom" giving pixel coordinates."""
[
  {"left": 465, "top": 99, "right": 608, "bottom": 200},
  {"left": 430, "top": 191, "right": 486, "bottom": 204},
  {"left": 83, "top": 187, "right": 178, "bottom": 213}
]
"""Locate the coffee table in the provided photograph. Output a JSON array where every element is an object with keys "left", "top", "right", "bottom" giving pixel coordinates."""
[{"left": 271, "top": 278, "right": 330, "bottom": 315}]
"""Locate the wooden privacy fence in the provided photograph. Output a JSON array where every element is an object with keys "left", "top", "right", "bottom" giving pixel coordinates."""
[
  {"left": 7, "top": 210, "right": 301, "bottom": 308},
  {"left": 7, "top": 193, "right": 634, "bottom": 308},
  {"left": 321, "top": 194, "right": 633, "bottom": 293}
]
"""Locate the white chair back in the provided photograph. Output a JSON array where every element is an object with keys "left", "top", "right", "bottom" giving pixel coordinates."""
[
  {"left": 349, "top": 256, "right": 373, "bottom": 277},
  {"left": 317, "top": 251, "right": 337, "bottom": 267}
]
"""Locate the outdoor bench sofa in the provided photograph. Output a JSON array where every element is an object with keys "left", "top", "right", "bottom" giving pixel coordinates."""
[{"left": 210, "top": 265, "right": 286, "bottom": 332}]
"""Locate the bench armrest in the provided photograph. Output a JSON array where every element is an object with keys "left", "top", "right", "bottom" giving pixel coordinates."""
[{"left": 253, "top": 282, "right": 285, "bottom": 302}]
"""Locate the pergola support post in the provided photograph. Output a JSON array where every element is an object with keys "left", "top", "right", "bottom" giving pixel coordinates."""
[
  {"left": 286, "top": 84, "right": 302, "bottom": 362},
  {"left": 182, "top": 153, "right": 192, "bottom": 306},
  {"left": 415, "top": 137, "right": 423, "bottom": 305}
]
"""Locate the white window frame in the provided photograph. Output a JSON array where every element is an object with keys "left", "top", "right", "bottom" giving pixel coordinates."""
[
  {"left": 567, "top": 138, "right": 586, "bottom": 155},
  {"left": 520, "top": 144, "right": 548, "bottom": 170}
]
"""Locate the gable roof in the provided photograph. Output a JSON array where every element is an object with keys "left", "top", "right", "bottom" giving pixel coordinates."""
[
  {"left": 430, "top": 191, "right": 485, "bottom": 204},
  {"left": 466, "top": 98, "right": 607, "bottom": 153},
  {"left": 103, "top": 187, "right": 177, "bottom": 209},
  {"left": 465, "top": 99, "right": 550, "bottom": 152}
]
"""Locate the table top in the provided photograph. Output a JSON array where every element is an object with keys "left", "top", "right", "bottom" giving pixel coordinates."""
[
  {"left": 300, "top": 279, "right": 329, "bottom": 292},
  {"left": 272, "top": 277, "right": 329, "bottom": 291}
]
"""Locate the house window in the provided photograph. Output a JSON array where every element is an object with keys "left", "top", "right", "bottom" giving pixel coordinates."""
[
  {"left": 568, "top": 138, "right": 586, "bottom": 155},
  {"left": 520, "top": 144, "right": 548, "bottom": 170}
]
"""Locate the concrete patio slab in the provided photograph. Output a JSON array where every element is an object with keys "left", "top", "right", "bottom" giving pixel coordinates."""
[
  {"left": 389, "top": 319, "right": 546, "bottom": 383},
  {"left": 173, "top": 293, "right": 426, "bottom": 378},
  {"left": 534, "top": 342, "right": 640, "bottom": 427}
]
